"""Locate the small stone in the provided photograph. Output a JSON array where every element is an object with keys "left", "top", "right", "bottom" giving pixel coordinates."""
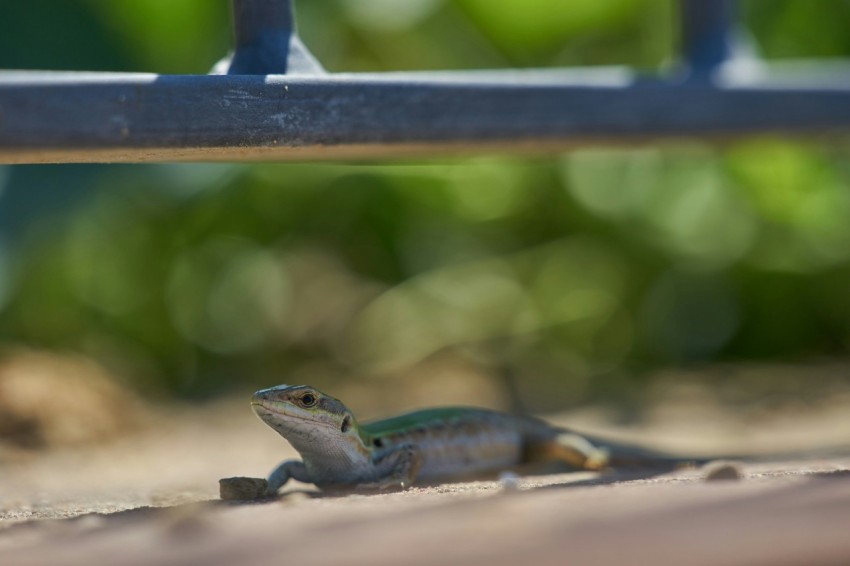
[
  {"left": 499, "top": 471, "right": 521, "bottom": 492},
  {"left": 219, "top": 477, "right": 269, "bottom": 500},
  {"left": 703, "top": 461, "right": 744, "bottom": 482}
]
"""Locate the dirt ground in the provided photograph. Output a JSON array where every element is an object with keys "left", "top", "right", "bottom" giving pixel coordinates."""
[{"left": 1, "top": 393, "right": 849, "bottom": 566}]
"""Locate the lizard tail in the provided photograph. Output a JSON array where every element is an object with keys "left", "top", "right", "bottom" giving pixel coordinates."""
[{"left": 570, "top": 431, "right": 715, "bottom": 470}]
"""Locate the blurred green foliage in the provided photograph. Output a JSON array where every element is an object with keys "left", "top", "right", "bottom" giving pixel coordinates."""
[{"left": 0, "top": 1, "right": 849, "bottom": 403}]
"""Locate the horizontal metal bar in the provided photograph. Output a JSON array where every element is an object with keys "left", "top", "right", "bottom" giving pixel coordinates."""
[{"left": 1, "top": 66, "right": 849, "bottom": 164}]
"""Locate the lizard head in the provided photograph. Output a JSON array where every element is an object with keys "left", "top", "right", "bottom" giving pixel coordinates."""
[{"left": 250, "top": 385, "right": 361, "bottom": 452}]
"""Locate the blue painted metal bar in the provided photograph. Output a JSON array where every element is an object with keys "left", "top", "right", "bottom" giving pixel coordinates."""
[
  {"left": 226, "top": 0, "right": 322, "bottom": 75},
  {"left": 0, "top": 0, "right": 849, "bottom": 164},
  {"left": 1, "top": 68, "right": 849, "bottom": 164},
  {"left": 680, "top": 0, "right": 737, "bottom": 78}
]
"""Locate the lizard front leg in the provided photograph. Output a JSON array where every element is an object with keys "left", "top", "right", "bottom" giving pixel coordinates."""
[
  {"left": 219, "top": 460, "right": 311, "bottom": 500},
  {"left": 359, "top": 444, "right": 422, "bottom": 490},
  {"left": 266, "top": 459, "right": 313, "bottom": 494}
]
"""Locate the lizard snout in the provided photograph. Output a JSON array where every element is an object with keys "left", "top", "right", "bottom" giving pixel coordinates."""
[{"left": 251, "top": 385, "right": 292, "bottom": 410}]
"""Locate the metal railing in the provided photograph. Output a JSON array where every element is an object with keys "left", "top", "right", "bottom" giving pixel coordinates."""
[{"left": 0, "top": 0, "right": 848, "bottom": 164}]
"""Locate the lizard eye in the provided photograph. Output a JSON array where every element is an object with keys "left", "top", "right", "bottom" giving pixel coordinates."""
[{"left": 300, "top": 394, "right": 317, "bottom": 407}]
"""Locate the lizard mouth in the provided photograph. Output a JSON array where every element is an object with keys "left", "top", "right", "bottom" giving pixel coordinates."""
[{"left": 252, "top": 402, "right": 337, "bottom": 430}]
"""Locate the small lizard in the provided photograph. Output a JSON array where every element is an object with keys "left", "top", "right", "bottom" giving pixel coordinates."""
[{"left": 220, "top": 384, "right": 690, "bottom": 499}]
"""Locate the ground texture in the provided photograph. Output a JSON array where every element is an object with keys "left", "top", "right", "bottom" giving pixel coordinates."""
[{"left": 1, "top": 397, "right": 849, "bottom": 566}]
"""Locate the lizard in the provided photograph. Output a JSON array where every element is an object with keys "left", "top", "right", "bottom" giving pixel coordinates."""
[{"left": 219, "top": 383, "right": 697, "bottom": 499}]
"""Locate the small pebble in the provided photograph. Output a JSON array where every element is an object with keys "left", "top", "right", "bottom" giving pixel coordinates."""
[
  {"left": 703, "top": 461, "right": 744, "bottom": 482},
  {"left": 219, "top": 477, "right": 269, "bottom": 501},
  {"left": 499, "top": 471, "right": 521, "bottom": 492}
]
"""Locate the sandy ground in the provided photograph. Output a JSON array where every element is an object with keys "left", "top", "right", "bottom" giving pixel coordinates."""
[{"left": 0, "top": 397, "right": 849, "bottom": 566}]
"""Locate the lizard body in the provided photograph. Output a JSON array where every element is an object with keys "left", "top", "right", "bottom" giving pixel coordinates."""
[{"left": 244, "top": 384, "right": 609, "bottom": 495}]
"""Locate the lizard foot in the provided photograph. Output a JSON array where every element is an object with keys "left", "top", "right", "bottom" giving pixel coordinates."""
[{"left": 555, "top": 433, "right": 610, "bottom": 471}]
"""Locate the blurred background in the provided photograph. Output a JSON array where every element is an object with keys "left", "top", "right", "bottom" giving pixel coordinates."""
[{"left": 0, "top": 0, "right": 850, "bottom": 452}]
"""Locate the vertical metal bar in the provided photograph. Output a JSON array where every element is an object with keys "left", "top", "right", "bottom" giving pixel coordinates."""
[
  {"left": 227, "top": 0, "right": 322, "bottom": 75},
  {"left": 680, "top": 0, "right": 737, "bottom": 79}
]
